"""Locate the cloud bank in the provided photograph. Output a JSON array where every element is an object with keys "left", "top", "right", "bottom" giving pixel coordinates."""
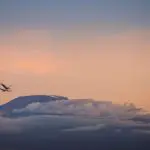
[
  {"left": 13, "top": 99, "right": 143, "bottom": 118},
  {"left": 0, "top": 99, "right": 149, "bottom": 133},
  {"left": 1, "top": 99, "right": 150, "bottom": 150}
]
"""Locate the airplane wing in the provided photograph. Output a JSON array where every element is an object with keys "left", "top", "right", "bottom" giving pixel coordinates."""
[
  {"left": 0, "top": 88, "right": 5, "bottom": 91},
  {"left": 1, "top": 83, "right": 9, "bottom": 89}
]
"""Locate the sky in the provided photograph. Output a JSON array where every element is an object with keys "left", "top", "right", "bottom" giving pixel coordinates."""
[{"left": 0, "top": 0, "right": 150, "bottom": 109}]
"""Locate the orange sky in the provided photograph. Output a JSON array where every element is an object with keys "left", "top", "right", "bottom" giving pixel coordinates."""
[{"left": 0, "top": 29, "right": 150, "bottom": 110}]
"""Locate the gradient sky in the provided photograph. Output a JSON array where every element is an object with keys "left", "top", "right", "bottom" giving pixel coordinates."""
[{"left": 0, "top": 0, "right": 150, "bottom": 109}]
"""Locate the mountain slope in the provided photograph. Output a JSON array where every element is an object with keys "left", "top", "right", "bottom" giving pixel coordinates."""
[{"left": 0, "top": 95, "right": 68, "bottom": 112}]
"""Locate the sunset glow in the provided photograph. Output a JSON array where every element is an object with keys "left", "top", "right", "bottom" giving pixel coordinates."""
[{"left": 0, "top": 29, "right": 149, "bottom": 110}]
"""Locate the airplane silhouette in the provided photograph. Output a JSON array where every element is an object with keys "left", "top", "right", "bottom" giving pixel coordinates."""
[{"left": 0, "top": 83, "right": 11, "bottom": 92}]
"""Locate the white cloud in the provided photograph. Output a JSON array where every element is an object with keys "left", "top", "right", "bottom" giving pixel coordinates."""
[{"left": 13, "top": 99, "right": 143, "bottom": 119}]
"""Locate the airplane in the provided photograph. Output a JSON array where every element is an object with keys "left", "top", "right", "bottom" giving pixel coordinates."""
[{"left": 0, "top": 83, "right": 12, "bottom": 92}]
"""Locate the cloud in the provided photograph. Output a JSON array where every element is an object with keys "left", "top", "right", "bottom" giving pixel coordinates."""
[
  {"left": 0, "top": 117, "right": 22, "bottom": 133},
  {"left": 0, "top": 99, "right": 149, "bottom": 134},
  {"left": 62, "top": 124, "right": 106, "bottom": 132},
  {"left": 13, "top": 99, "right": 143, "bottom": 119},
  {"left": 132, "top": 129, "right": 150, "bottom": 134},
  {"left": 1, "top": 99, "right": 150, "bottom": 150}
]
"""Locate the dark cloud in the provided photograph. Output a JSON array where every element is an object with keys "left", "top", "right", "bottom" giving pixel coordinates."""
[{"left": 0, "top": 99, "right": 150, "bottom": 150}]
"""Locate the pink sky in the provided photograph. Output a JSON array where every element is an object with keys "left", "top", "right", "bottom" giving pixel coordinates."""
[{"left": 0, "top": 29, "right": 150, "bottom": 110}]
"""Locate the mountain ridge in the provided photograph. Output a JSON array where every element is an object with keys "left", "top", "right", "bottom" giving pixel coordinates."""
[{"left": 0, "top": 95, "right": 68, "bottom": 113}]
